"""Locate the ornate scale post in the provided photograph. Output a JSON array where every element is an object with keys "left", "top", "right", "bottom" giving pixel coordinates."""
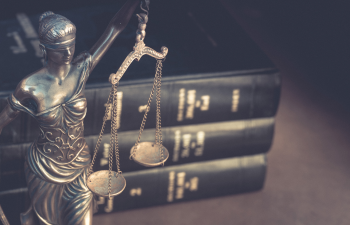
[{"left": 87, "top": 0, "right": 168, "bottom": 199}]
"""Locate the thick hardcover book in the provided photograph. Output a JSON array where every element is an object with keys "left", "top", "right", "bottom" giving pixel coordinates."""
[
  {"left": 0, "top": 117, "right": 274, "bottom": 191},
  {"left": 0, "top": 69, "right": 280, "bottom": 144},
  {"left": 88, "top": 117, "right": 274, "bottom": 172},
  {"left": 84, "top": 69, "right": 280, "bottom": 136},
  {"left": 0, "top": 154, "right": 266, "bottom": 224}
]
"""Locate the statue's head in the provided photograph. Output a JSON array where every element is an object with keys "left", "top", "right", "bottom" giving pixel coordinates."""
[{"left": 38, "top": 11, "right": 76, "bottom": 65}]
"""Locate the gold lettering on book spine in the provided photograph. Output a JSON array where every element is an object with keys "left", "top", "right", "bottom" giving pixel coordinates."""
[
  {"left": 167, "top": 171, "right": 176, "bottom": 202},
  {"left": 181, "top": 134, "right": 191, "bottom": 158},
  {"left": 231, "top": 89, "right": 240, "bottom": 112},
  {"left": 175, "top": 172, "right": 186, "bottom": 199},
  {"left": 172, "top": 130, "right": 181, "bottom": 162},
  {"left": 177, "top": 88, "right": 186, "bottom": 121},
  {"left": 194, "top": 131, "right": 205, "bottom": 156},
  {"left": 185, "top": 90, "right": 196, "bottom": 119}
]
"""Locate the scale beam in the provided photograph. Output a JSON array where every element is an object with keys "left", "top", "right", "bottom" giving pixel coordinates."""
[{"left": 109, "top": 10, "right": 168, "bottom": 85}]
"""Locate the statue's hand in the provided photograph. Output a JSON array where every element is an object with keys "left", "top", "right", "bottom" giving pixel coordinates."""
[
  {"left": 143, "top": 0, "right": 150, "bottom": 8},
  {"left": 140, "top": 0, "right": 150, "bottom": 13}
]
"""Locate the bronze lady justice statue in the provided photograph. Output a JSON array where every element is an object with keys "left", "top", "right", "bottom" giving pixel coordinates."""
[{"left": 0, "top": 0, "right": 141, "bottom": 224}]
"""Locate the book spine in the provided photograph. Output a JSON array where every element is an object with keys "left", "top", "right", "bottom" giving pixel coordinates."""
[
  {"left": 85, "top": 72, "right": 280, "bottom": 135},
  {"left": 0, "top": 154, "right": 266, "bottom": 219},
  {"left": 0, "top": 71, "right": 280, "bottom": 145},
  {"left": 87, "top": 117, "right": 274, "bottom": 173},
  {"left": 0, "top": 117, "right": 274, "bottom": 191}
]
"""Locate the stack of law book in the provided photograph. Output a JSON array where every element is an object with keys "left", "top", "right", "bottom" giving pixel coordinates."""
[{"left": 0, "top": 0, "right": 280, "bottom": 223}]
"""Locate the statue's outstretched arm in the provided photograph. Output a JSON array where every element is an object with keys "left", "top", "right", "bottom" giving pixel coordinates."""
[
  {"left": 0, "top": 104, "right": 19, "bottom": 135},
  {"left": 89, "top": 0, "right": 141, "bottom": 72}
]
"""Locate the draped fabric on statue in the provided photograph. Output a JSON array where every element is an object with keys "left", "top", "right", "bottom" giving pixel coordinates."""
[
  {"left": 24, "top": 147, "right": 92, "bottom": 225},
  {"left": 8, "top": 52, "right": 95, "bottom": 225}
]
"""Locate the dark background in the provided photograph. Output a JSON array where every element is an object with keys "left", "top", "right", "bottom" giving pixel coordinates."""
[
  {"left": 0, "top": 0, "right": 350, "bottom": 224},
  {"left": 222, "top": 0, "right": 350, "bottom": 111},
  {"left": 0, "top": 0, "right": 273, "bottom": 91},
  {"left": 0, "top": 0, "right": 349, "bottom": 109}
]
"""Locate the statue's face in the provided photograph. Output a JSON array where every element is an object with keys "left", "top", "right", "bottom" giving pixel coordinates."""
[{"left": 46, "top": 33, "right": 76, "bottom": 65}]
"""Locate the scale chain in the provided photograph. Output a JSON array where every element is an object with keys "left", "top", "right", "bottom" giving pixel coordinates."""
[
  {"left": 87, "top": 81, "right": 121, "bottom": 200},
  {"left": 154, "top": 61, "right": 160, "bottom": 145},
  {"left": 129, "top": 68, "right": 158, "bottom": 159},
  {"left": 107, "top": 83, "right": 117, "bottom": 199},
  {"left": 112, "top": 83, "right": 121, "bottom": 174},
  {"left": 114, "top": 99, "right": 121, "bottom": 174},
  {"left": 87, "top": 85, "right": 114, "bottom": 178},
  {"left": 155, "top": 60, "right": 164, "bottom": 163},
  {"left": 87, "top": 0, "right": 167, "bottom": 197},
  {"left": 129, "top": 59, "right": 165, "bottom": 163},
  {"left": 108, "top": 84, "right": 116, "bottom": 199}
]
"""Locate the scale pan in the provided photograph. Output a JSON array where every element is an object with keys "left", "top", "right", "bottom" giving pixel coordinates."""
[
  {"left": 87, "top": 170, "right": 126, "bottom": 198},
  {"left": 130, "top": 142, "right": 169, "bottom": 167}
]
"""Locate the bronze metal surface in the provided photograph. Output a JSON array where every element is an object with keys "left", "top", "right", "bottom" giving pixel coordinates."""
[
  {"left": 0, "top": 0, "right": 141, "bottom": 224},
  {"left": 130, "top": 142, "right": 169, "bottom": 167},
  {"left": 87, "top": 170, "right": 126, "bottom": 198},
  {"left": 104, "top": 103, "right": 113, "bottom": 120},
  {"left": 108, "top": 3, "right": 167, "bottom": 84}
]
